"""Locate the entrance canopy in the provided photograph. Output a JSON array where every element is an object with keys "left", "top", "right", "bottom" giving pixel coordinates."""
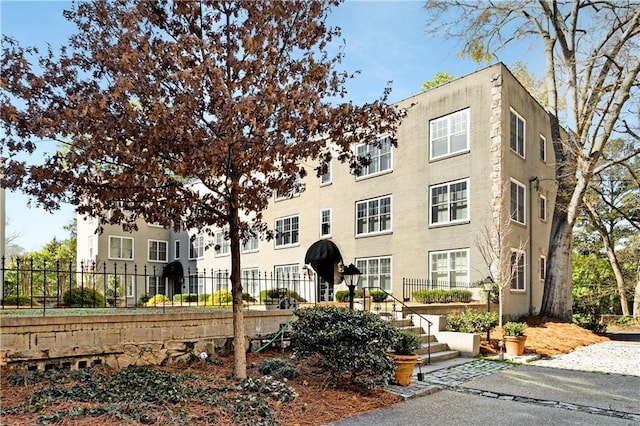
[
  {"left": 162, "top": 261, "right": 184, "bottom": 278},
  {"left": 305, "top": 240, "right": 343, "bottom": 285}
]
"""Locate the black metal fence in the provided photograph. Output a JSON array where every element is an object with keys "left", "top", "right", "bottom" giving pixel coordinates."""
[
  {"left": 1, "top": 257, "right": 316, "bottom": 312},
  {"left": 402, "top": 277, "right": 474, "bottom": 302}
]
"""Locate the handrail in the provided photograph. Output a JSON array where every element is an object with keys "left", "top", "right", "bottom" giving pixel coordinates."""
[{"left": 362, "top": 287, "right": 433, "bottom": 365}]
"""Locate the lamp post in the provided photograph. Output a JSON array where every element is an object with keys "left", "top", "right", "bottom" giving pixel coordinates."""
[
  {"left": 342, "top": 263, "right": 362, "bottom": 311},
  {"left": 482, "top": 276, "right": 494, "bottom": 343}
]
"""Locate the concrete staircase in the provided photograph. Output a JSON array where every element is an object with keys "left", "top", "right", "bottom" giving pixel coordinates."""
[{"left": 391, "top": 318, "right": 460, "bottom": 365}]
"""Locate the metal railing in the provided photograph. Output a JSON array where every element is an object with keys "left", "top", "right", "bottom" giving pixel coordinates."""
[
  {"left": 362, "top": 286, "right": 433, "bottom": 365},
  {"left": 1, "top": 257, "right": 316, "bottom": 314},
  {"left": 402, "top": 277, "right": 473, "bottom": 302}
]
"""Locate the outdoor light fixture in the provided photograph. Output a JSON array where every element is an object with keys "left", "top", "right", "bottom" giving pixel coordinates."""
[
  {"left": 342, "top": 263, "right": 362, "bottom": 311},
  {"left": 482, "top": 276, "right": 494, "bottom": 343}
]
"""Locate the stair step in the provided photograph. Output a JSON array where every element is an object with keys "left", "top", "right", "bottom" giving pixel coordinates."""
[
  {"left": 391, "top": 319, "right": 413, "bottom": 328},
  {"left": 418, "top": 350, "right": 460, "bottom": 364},
  {"left": 417, "top": 341, "right": 448, "bottom": 354}
]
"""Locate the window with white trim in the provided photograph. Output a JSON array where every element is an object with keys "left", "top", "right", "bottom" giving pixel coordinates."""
[
  {"left": 510, "top": 249, "right": 526, "bottom": 291},
  {"left": 356, "top": 195, "right": 392, "bottom": 236},
  {"left": 320, "top": 161, "right": 332, "bottom": 185},
  {"left": 275, "top": 215, "right": 299, "bottom": 247},
  {"left": 510, "top": 109, "right": 526, "bottom": 157},
  {"left": 540, "top": 255, "right": 547, "bottom": 281},
  {"left": 275, "top": 174, "right": 302, "bottom": 200},
  {"left": 174, "top": 240, "right": 180, "bottom": 260},
  {"left": 148, "top": 240, "right": 168, "bottom": 262},
  {"left": 146, "top": 276, "right": 166, "bottom": 296},
  {"left": 109, "top": 236, "right": 134, "bottom": 260},
  {"left": 429, "top": 109, "right": 470, "bottom": 160},
  {"left": 189, "top": 235, "right": 204, "bottom": 259},
  {"left": 355, "top": 256, "right": 392, "bottom": 291},
  {"left": 355, "top": 136, "right": 392, "bottom": 178},
  {"left": 242, "top": 234, "right": 259, "bottom": 253},
  {"left": 274, "top": 264, "right": 300, "bottom": 291},
  {"left": 188, "top": 272, "right": 205, "bottom": 294},
  {"left": 539, "top": 134, "right": 547, "bottom": 162},
  {"left": 539, "top": 194, "right": 547, "bottom": 222},
  {"left": 510, "top": 179, "right": 526, "bottom": 224},
  {"left": 88, "top": 235, "right": 94, "bottom": 260},
  {"left": 242, "top": 268, "right": 260, "bottom": 298},
  {"left": 126, "top": 275, "right": 135, "bottom": 298},
  {"left": 320, "top": 208, "right": 332, "bottom": 237},
  {"left": 429, "top": 179, "right": 469, "bottom": 225},
  {"left": 429, "top": 249, "right": 470, "bottom": 286},
  {"left": 215, "top": 230, "right": 230, "bottom": 256}
]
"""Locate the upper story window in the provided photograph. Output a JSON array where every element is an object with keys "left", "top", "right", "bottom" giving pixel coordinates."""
[
  {"left": 148, "top": 240, "right": 168, "bottom": 262},
  {"left": 174, "top": 240, "right": 180, "bottom": 260},
  {"left": 429, "top": 179, "right": 469, "bottom": 226},
  {"left": 275, "top": 174, "right": 302, "bottom": 201},
  {"left": 189, "top": 235, "right": 204, "bottom": 260},
  {"left": 355, "top": 136, "right": 392, "bottom": 179},
  {"left": 275, "top": 215, "right": 300, "bottom": 248},
  {"left": 539, "top": 134, "right": 547, "bottom": 162},
  {"left": 510, "top": 109, "right": 526, "bottom": 158},
  {"left": 242, "top": 233, "right": 259, "bottom": 253},
  {"left": 539, "top": 194, "right": 547, "bottom": 222},
  {"left": 356, "top": 195, "right": 392, "bottom": 236},
  {"left": 429, "top": 108, "right": 470, "bottom": 160},
  {"left": 510, "top": 179, "right": 526, "bottom": 225},
  {"left": 510, "top": 249, "right": 526, "bottom": 291},
  {"left": 320, "top": 161, "right": 332, "bottom": 186},
  {"left": 539, "top": 255, "right": 547, "bottom": 281},
  {"left": 109, "top": 236, "right": 133, "bottom": 260},
  {"left": 429, "top": 248, "right": 469, "bottom": 286},
  {"left": 215, "top": 230, "right": 230, "bottom": 257},
  {"left": 320, "top": 208, "right": 332, "bottom": 238}
]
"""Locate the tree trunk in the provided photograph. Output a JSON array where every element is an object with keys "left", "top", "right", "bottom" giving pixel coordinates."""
[
  {"left": 601, "top": 237, "right": 630, "bottom": 317},
  {"left": 634, "top": 266, "right": 640, "bottom": 318},
  {"left": 540, "top": 215, "right": 574, "bottom": 320},
  {"left": 229, "top": 196, "right": 246, "bottom": 379}
]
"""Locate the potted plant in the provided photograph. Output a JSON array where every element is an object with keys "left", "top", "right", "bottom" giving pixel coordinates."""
[
  {"left": 503, "top": 321, "right": 528, "bottom": 356},
  {"left": 389, "top": 330, "right": 422, "bottom": 386}
]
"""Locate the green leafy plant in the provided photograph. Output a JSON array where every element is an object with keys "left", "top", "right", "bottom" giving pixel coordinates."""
[
  {"left": 503, "top": 321, "right": 528, "bottom": 336},
  {"left": 173, "top": 293, "right": 198, "bottom": 303},
  {"left": 63, "top": 287, "right": 105, "bottom": 308},
  {"left": 144, "top": 294, "right": 171, "bottom": 306},
  {"left": 446, "top": 309, "right": 499, "bottom": 333},
  {"left": 390, "top": 330, "right": 422, "bottom": 355},
  {"left": 412, "top": 289, "right": 473, "bottom": 304},
  {"left": 334, "top": 289, "right": 364, "bottom": 302},
  {"left": 369, "top": 290, "right": 388, "bottom": 303},
  {"left": 572, "top": 313, "right": 606, "bottom": 333},
  {"left": 256, "top": 358, "right": 300, "bottom": 380},
  {"left": 3, "top": 295, "right": 39, "bottom": 307},
  {"left": 291, "top": 305, "right": 399, "bottom": 389}
]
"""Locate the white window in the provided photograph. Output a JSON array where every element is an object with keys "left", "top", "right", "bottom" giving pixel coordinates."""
[
  {"left": 356, "top": 256, "right": 392, "bottom": 291},
  {"left": 242, "top": 234, "right": 259, "bottom": 253},
  {"left": 146, "top": 275, "right": 166, "bottom": 296},
  {"left": 109, "top": 236, "right": 134, "bottom": 260},
  {"left": 274, "top": 264, "right": 300, "bottom": 291},
  {"left": 540, "top": 255, "right": 547, "bottom": 281},
  {"left": 215, "top": 230, "right": 230, "bottom": 256},
  {"left": 275, "top": 215, "right": 300, "bottom": 248},
  {"left": 539, "top": 194, "right": 547, "bottom": 222},
  {"left": 539, "top": 134, "right": 547, "bottom": 162},
  {"left": 510, "top": 249, "right": 526, "bottom": 291},
  {"left": 320, "top": 161, "right": 332, "bottom": 185},
  {"left": 429, "top": 179, "right": 469, "bottom": 226},
  {"left": 320, "top": 208, "right": 332, "bottom": 237},
  {"left": 189, "top": 235, "right": 204, "bottom": 259},
  {"left": 275, "top": 174, "right": 302, "bottom": 200},
  {"left": 355, "top": 136, "right": 392, "bottom": 178},
  {"left": 510, "top": 179, "right": 526, "bottom": 224},
  {"left": 429, "top": 249, "right": 470, "bottom": 286},
  {"left": 510, "top": 109, "right": 526, "bottom": 157},
  {"left": 429, "top": 109, "right": 470, "bottom": 160},
  {"left": 148, "top": 240, "right": 168, "bottom": 262},
  {"left": 356, "top": 195, "right": 392, "bottom": 236},
  {"left": 188, "top": 273, "right": 205, "bottom": 294},
  {"left": 88, "top": 235, "right": 94, "bottom": 260},
  {"left": 242, "top": 268, "right": 260, "bottom": 298},
  {"left": 174, "top": 240, "right": 181, "bottom": 260}
]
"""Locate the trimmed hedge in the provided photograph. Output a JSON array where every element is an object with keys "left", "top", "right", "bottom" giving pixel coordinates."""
[
  {"left": 63, "top": 287, "right": 106, "bottom": 308},
  {"left": 334, "top": 289, "right": 363, "bottom": 302},
  {"left": 412, "top": 289, "right": 472, "bottom": 304},
  {"left": 446, "top": 309, "right": 498, "bottom": 333},
  {"left": 3, "top": 295, "right": 39, "bottom": 307},
  {"left": 173, "top": 293, "right": 198, "bottom": 303}
]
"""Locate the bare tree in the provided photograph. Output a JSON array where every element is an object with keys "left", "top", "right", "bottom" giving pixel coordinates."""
[
  {"left": 424, "top": 0, "right": 640, "bottom": 320},
  {"left": 1, "top": 1, "right": 400, "bottom": 377}
]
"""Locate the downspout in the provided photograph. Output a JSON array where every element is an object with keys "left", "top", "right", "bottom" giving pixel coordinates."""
[{"left": 528, "top": 177, "right": 539, "bottom": 315}]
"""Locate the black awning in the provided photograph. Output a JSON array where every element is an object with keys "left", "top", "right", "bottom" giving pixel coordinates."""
[
  {"left": 162, "top": 260, "right": 184, "bottom": 278},
  {"left": 304, "top": 239, "right": 343, "bottom": 264}
]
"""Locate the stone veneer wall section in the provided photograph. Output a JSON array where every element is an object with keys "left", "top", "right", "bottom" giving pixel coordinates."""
[{"left": 0, "top": 310, "right": 294, "bottom": 370}]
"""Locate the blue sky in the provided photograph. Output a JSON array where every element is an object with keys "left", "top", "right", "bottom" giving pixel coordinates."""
[{"left": 1, "top": 0, "right": 543, "bottom": 252}]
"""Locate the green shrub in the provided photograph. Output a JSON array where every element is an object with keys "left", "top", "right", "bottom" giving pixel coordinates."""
[
  {"left": 259, "top": 289, "right": 305, "bottom": 302},
  {"left": 63, "top": 287, "right": 106, "bottom": 307},
  {"left": 211, "top": 290, "right": 233, "bottom": 305},
  {"left": 369, "top": 290, "right": 388, "bottom": 303},
  {"left": 3, "top": 295, "right": 39, "bottom": 307},
  {"left": 335, "top": 289, "right": 363, "bottom": 302},
  {"left": 572, "top": 313, "right": 606, "bottom": 333},
  {"left": 390, "top": 330, "right": 422, "bottom": 355},
  {"left": 291, "top": 306, "right": 399, "bottom": 389},
  {"left": 503, "top": 321, "right": 528, "bottom": 336},
  {"left": 173, "top": 293, "right": 198, "bottom": 303},
  {"left": 412, "top": 289, "right": 472, "bottom": 304},
  {"left": 144, "top": 294, "right": 171, "bottom": 306},
  {"left": 256, "top": 358, "right": 300, "bottom": 380},
  {"left": 242, "top": 292, "right": 256, "bottom": 302},
  {"left": 446, "top": 309, "right": 499, "bottom": 333}
]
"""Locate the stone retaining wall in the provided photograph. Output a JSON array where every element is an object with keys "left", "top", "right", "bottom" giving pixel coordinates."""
[{"left": 0, "top": 310, "right": 295, "bottom": 370}]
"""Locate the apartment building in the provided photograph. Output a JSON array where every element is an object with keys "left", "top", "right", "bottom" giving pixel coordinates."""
[{"left": 76, "top": 62, "right": 557, "bottom": 318}]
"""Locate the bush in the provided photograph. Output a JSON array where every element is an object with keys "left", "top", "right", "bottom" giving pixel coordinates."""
[
  {"left": 63, "top": 287, "right": 106, "bottom": 307},
  {"left": 335, "top": 289, "right": 363, "bottom": 302},
  {"left": 412, "top": 289, "right": 473, "bottom": 304},
  {"left": 572, "top": 313, "right": 606, "bottom": 333},
  {"left": 256, "top": 358, "right": 300, "bottom": 380},
  {"left": 390, "top": 330, "right": 422, "bottom": 355},
  {"left": 369, "top": 290, "right": 388, "bottom": 303},
  {"left": 144, "top": 294, "right": 171, "bottom": 306},
  {"left": 173, "top": 293, "right": 198, "bottom": 303},
  {"left": 259, "top": 289, "right": 305, "bottom": 302},
  {"left": 446, "top": 309, "right": 499, "bottom": 333},
  {"left": 291, "top": 306, "right": 399, "bottom": 389},
  {"left": 242, "top": 292, "right": 256, "bottom": 302},
  {"left": 3, "top": 295, "right": 39, "bottom": 307},
  {"left": 211, "top": 290, "right": 233, "bottom": 305}
]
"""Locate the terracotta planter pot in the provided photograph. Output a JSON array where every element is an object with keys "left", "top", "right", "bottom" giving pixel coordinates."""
[
  {"left": 390, "top": 353, "right": 418, "bottom": 386},
  {"left": 504, "top": 335, "right": 527, "bottom": 356}
]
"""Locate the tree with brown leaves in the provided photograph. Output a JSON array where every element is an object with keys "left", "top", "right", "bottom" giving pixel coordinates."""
[{"left": 0, "top": 0, "right": 400, "bottom": 378}]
